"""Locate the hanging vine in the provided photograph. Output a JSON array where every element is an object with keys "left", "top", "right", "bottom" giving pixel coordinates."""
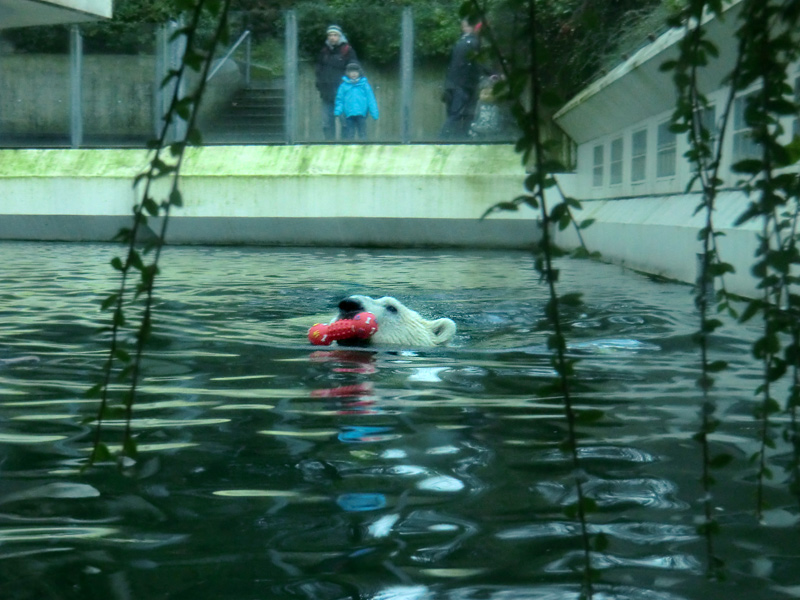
[
  {"left": 662, "top": 0, "right": 743, "bottom": 578},
  {"left": 727, "top": 0, "right": 800, "bottom": 518},
  {"left": 471, "top": 0, "right": 599, "bottom": 596},
  {"left": 86, "top": 0, "right": 233, "bottom": 467},
  {"left": 664, "top": 0, "right": 800, "bottom": 545}
]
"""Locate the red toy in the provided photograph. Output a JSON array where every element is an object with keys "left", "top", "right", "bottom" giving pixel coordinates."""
[{"left": 308, "top": 312, "right": 378, "bottom": 346}]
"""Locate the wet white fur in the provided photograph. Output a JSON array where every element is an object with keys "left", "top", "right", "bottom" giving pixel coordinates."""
[{"left": 336, "top": 295, "right": 456, "bottom": 347}]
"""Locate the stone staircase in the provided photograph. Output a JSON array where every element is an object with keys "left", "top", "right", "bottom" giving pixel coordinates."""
[{"left": 203, "top": 80, "right": 285, "bottom": 144}]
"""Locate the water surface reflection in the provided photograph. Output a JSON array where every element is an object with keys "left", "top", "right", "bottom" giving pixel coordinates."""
[{"left": 0, "top": 242, "right": 795, "bottom": 600}]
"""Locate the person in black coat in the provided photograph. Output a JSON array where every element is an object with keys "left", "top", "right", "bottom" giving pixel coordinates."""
[
  {"left": 440, "top": 17, "right": 481, "bottom": 139},
  {"left": 316, "top": 25, "right": 358, "bottom": 141}
]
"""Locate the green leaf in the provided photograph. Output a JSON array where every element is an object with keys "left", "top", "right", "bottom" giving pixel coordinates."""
[
  {"left": 112, "top": 228, "right": 132, "bottom": 243},
  {"left": 91, "top": 442, "right": 112, "bottom": 463},
  {"left": 170, "top": 189, "right": 184, "bottom": 208},
  {"left": 169, "top": 142, "right": 185, "bottom": 157},
  {"left": 576, "top": 409, "right": 605, "bottom": 424},
  {"left": 732, "top": 159, "right": 763, "bottom": 175},
  {"left": 100, "top": 294, "right": 118, "bottom": 311},
  {"left": 560, "top": 292, "right": 583, "bottom": 306},
  {"left": 765, "top": 397, "right": 781, "bottom": 414},
  {"left": 110, "top": 257, "right": 124, "bottom": 271},
  {"left": 494, "top": 202, "right": 520, "bottom": 212},
  {"left": 706, "top": 360, "right": 728, "bottom": 373},
  {"left": 739, "top": 300, "right": 761, "bottom": 323},
  {"left": 129, "top": 250, "right": 144, "bottom": 272},
  {"left": 580, "top": 497, "right": 598, "bottom": 514},
  {"left": 660, "top": 59, "right": 678, "bottom": 72},
  {"left": 709, "top": 453, "right": 733, "bottom": 469},
  {"left": 85, "top": 383, "right": 103, "bottom": 399},
  {"left": 593, "top": 532, "right": 610, "bottom": 552},
  {"left": 122, "top": 436, "right": 138, "bottom": 459},
  {"left": 183, "top": 52, "right": 204, "bottom": 73},
  {"left": 550, "top": 203, "right": 568, "bottom": 223},
  {"left": 142, "top": 197, "right": 160, "bottom": 217},
  {"left": 187, "top": 127, "right": 203, "bottom": 146}
]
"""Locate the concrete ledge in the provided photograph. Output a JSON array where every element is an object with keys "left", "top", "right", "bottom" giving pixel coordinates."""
[
  {"left": 160, "top": 217, "right": 540, "bottom": 248},
  {"left": 0, "top": 144, "right": 539, "bottom": 248},
  {"left": 0, "top": 215, "right": 540, "bottom": 248}
]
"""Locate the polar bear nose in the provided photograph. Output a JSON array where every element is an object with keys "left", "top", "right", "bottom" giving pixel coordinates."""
[{"left": 338, "top": 297, "right": 364, "bottom": 314}]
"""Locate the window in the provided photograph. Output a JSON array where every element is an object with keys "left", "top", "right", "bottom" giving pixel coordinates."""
[
  {"left": 610, "top": 137, "right": 623, "bottom": 185},
  {"left": 733, "top": 91, "right": 760, "bottom": 161},
  {"left": 592, "top": 144, "right": 604, "bottom": 187},
  {"left": 656, "top": 120, "right": 677, "bottom": 178},
  {"left": 631, "top": 129, "right": 647, "bottom": 183}
]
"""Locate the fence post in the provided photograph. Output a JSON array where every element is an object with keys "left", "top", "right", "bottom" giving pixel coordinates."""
[
  {"left": 154, "top": 20, "right": 186, "bottom": 144},
  {"left": 245, "top": 34, "right": 252, "bottom": 88},
  {"left": 400, "top": 7, "right": 414, "bottom": 144},
  {"left": 154, "top": 24, "right": 168, "bottom": 140},
  {"left": 70, "top": 25, "right": 83, "bottom": 148},
  {"left": 285, "top": 10, "right": 298, "bottom": 145}
]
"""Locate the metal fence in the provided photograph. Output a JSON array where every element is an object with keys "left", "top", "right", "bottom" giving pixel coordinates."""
[{"left": 0, "top": 8, "right": 520, "bottom": 148}]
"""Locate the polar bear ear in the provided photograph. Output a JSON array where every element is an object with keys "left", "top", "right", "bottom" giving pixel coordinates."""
[{"left": 430, "top": 318, "right": 457, "bottom": 345}]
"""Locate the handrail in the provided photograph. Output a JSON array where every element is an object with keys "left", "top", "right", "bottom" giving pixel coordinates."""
[{"left": 206, "top": 30, "right": 251, "bottom": 82}]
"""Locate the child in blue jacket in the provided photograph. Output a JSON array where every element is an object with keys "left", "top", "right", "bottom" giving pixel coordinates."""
[{"left": 334, "top": 63, "right": 379, "bottom": 140}]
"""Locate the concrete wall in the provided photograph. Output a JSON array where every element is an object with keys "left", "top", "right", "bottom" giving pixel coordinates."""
[
  {"left": 0, "top": 54, "right": 240, "bottom": 139},
  {"left": 0, "top": 144, "right": 538, "bottom": 248},
  {"left": 552, "top": 174, "right": 761, "bottom": 298}
]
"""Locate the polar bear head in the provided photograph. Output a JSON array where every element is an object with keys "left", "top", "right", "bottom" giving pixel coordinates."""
[{"left": 334, "top": 295, "right": 456, "bottom": 347}]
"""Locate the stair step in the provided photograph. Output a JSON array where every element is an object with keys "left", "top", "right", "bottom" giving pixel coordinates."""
[
  {"left": 230, "top": 105, "right": 284, "bottom": 113},
  {"left": 207, "top": 82, "right": 286, "bottom": 140}
]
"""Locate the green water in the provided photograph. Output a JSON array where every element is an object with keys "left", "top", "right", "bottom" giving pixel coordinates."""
[{"left": 0, "top": 242, "right": 797, "bottom": 600}]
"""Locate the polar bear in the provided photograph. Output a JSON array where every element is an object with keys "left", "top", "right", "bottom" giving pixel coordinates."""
[{"left": 334, "top": 295, "right": 456, "bottom": 347}]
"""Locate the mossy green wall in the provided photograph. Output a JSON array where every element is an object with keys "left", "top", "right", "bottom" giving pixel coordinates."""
[{"left": 0, "top": 144, "right": 537, "bottom": 248}]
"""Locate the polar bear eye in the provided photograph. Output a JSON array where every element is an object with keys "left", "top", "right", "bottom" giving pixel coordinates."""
[{"left": 385, "top": 304, "right": 398, "bottom": 314}]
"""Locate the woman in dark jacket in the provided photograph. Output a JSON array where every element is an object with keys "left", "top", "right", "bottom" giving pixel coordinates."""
[
  {"left": 316, "top": 25, "right": 358, "bottom": 140},
  {"left": 440, "top": 18, "right": 481, "bottom": 139}
]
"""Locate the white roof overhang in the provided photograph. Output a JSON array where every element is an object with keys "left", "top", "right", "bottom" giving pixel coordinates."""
[
  {"left": 0, "top": 0, "right": 112, "bottom": 30},
  {"left": 553, "top": 0, "right": 744, "bottom": 145}
]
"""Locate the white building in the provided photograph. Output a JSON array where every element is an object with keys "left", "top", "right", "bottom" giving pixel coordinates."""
[{"left": 552, "top": 0, "right": 799, "bottom": 298}]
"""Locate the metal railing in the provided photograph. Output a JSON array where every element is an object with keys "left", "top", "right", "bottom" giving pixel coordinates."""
[{"left": 207, "top": 29, "right": 251, "bottom": 86}]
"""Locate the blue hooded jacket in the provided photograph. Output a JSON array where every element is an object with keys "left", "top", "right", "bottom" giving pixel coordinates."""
[{"left": 334, "top": 75, "right": 379, "bottom": 119}]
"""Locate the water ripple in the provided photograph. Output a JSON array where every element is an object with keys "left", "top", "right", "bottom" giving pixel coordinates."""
[
  {"left": 497, "top": 521, "right": 697, "bottom": 545},
  {"left": 545, "top": 550, "right": 700, "bottom": 573},
  {"left": 535, "top": 477, "right": 688, "bottom": 510}
]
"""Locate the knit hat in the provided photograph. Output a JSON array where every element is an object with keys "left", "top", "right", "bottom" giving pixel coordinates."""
[
  {"left": 326, "top": 24, "right": 343, "bottom": 36},
  {"left": 345, "top": 62, "right": 361, "bottom": 73}
]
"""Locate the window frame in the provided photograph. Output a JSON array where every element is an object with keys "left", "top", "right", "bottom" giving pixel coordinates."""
[
  {"left": 733, "top": 90, "right": 761, "bottom": 162},
  {"left": 592, "top": 144, "right": 604, "bottom": 187},
  {"left": 656, "top": 120, "right": 677, "bottom": 178},
  {"left": 631, "top": 128, "right": 647, "bottom": 183},
  {"left": 609, "top": 137, "right": 623, "bottom": 185}
]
